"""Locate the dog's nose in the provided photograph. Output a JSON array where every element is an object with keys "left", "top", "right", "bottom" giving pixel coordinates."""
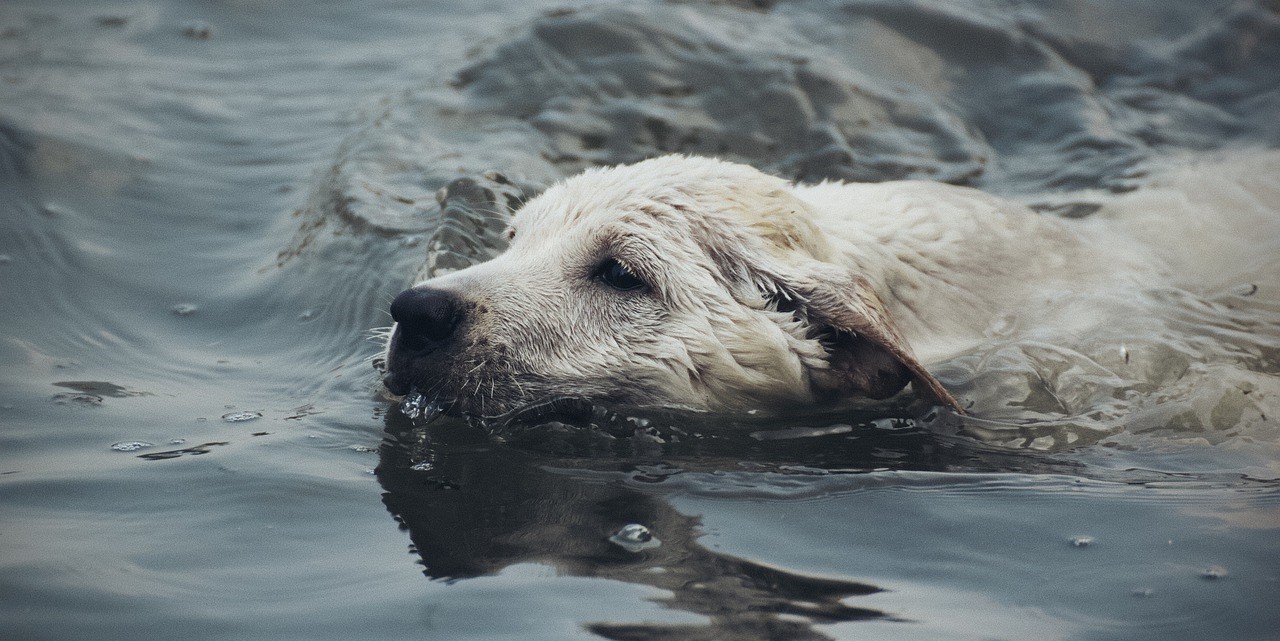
[{"left": 390, "top": 287, "right": 462, "bottom": 349}]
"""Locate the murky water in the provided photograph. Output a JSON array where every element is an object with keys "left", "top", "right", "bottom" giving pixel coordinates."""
[{"left": 2, "top": 1, "right": 1279, "bottom": 640}]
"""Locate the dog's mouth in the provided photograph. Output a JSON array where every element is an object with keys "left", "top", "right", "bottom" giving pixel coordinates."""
[
  {"left": 380, "top": 351, "right": 537, "bottom": 425},
  {"left": 380, "top": 362, "right": 465, "bottom": 424},
  {"left": 380, "top": 330, "right": 658, "bottom": 424},
  {"left": 381, "top": 368, "right": 413, "bottom": 396},
  {"left": 380, "top": 350, "right": 669, "bottom": 429},
  {"left": 388, "top": 385, "right": 592, "bottom": 429},
  {"left": 390, "top": 386, "right": 712, "bottom": 445},
  {"left": 379, "top": 324, "right": 472, "bottom": 414}
]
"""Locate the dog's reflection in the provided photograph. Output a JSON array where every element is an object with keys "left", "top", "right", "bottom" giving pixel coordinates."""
[{"left": 375, "top": 412, "right": 905, "bottom": 640}]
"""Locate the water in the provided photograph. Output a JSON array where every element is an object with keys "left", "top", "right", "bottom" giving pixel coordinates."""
[{"left": 2, "top": 1, "right": 1279, "bottom": 640}]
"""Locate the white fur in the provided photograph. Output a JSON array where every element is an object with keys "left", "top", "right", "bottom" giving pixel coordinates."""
[{"left": 384, "top": 153, "right": 1280, "bottom": 416}]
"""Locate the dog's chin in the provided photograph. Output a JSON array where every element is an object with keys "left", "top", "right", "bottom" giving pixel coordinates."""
[
  {"left": 445, "top": 394, "right": 711, "bottom": 437},
  {"left": 382, "top": 367, "right": 684, "bottom": 427}
]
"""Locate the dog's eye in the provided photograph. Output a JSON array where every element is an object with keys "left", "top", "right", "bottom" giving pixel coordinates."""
[{"left": 596, "top": 258, "right": 646, "bottom": 292}]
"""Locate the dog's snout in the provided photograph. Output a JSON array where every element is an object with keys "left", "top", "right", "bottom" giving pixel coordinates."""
[{"left": 390, "top": 287, "right": 463, "bottom": 348}]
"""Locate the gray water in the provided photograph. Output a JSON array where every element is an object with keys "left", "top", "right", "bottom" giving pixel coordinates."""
[{"left": 2, "top": 1, "right": 1279, "bottom": 640}]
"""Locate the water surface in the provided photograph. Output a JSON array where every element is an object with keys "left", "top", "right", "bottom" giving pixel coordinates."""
[{"left": 2, "top": 1, "right": 1279, "bottom": 639}]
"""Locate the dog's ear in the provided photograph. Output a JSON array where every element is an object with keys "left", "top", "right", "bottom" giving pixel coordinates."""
[{"left": 784, "top": 265, "right": 965, "bottom": 414}]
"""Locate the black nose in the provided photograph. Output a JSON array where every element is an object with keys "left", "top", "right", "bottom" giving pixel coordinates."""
[{"left": 390, "top": 287, "right": 463, "bottom": 349}]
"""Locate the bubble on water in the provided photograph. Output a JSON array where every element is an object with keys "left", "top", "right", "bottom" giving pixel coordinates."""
[
  {"left": 409, "top": 461, "right": 435, "bottom": 472},
  {"left": 222, "top": 411, "right": 262, "bottom": 423},
  {"left": 399, "top": 391, "right": 444, "bottom": 424},
  {"left": 1070, "top": 535, "right": 1095, "bottom": 547},
  {"left": 111, "top": 441, "right": 154, "bottom": 452},
  {"left": 170, "top": 303, "right": 198, "bottom": 317},
  {"left": 1131, "top": 588, "right": 1154, "bottom": 597},
  {"left": 609, "top": 523, "right": 661, "bottom": 553},
  {"left": 1200, "top": 565, "right": 1228, "bottom": 580}
]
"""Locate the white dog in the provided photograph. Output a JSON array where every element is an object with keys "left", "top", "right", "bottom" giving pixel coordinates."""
[{"left": 380, "top": 154, "right": 1269, "bottom": 418}]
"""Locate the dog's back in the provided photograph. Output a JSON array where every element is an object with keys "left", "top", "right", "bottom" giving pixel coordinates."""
[
  {"left": 791, "top": 151, "right": 1280, "bottom": 364},
  {"left": 794, "top": 180, "right": 1146, "bottom": 362}
]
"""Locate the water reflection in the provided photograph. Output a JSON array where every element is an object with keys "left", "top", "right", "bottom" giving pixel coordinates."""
[{"left": 374, "top": 408, "right": 1069, "bottom": 639}]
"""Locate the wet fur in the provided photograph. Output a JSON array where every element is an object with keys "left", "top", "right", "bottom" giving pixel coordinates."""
[{"left": 384, "top": 155, "right": 1155, "bottom": 416}]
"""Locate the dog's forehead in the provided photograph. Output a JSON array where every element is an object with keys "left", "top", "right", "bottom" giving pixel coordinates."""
[
  {"left": 512, "top": 156, "right": 784, "bottom": 236},
  {"left": 506, "top": 156, "right": 833, "bottom": 270},
  {"left": 514, "top": 186, "right": 660, "bottom": 235},
  {"left": 515, "top": 168, "right": 683, "bottom": 231}
]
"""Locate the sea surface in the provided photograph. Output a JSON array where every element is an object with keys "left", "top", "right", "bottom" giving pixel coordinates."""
[{"left": 2, "top": 1, "right": 1279, "bottom": 640}]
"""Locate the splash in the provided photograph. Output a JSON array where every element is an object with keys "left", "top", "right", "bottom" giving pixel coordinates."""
[{"left": 399, "top": 390, "right": 446, "bottom": 425}]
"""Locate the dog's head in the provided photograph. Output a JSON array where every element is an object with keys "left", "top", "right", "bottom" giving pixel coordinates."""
[{"left": 382, "top": 156, "right": 961, "bottom": 417}]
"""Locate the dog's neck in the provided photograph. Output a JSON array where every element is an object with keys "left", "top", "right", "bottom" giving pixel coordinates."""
[{"left": 797, "top": 180, "right": 1113, "bottom": 363}]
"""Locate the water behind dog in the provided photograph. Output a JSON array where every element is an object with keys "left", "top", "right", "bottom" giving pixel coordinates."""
[{"left": 2, "top": 1, "right": 1279, "bottom": 640}]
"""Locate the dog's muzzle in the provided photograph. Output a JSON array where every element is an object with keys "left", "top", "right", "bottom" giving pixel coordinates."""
[{"left": 383, "top": 286, "right": 464, "bottom": 395}]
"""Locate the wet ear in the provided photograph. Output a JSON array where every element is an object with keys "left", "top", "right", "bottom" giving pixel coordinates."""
[{"left": 786, "top": 265, "right": 965, "bottom": 414}]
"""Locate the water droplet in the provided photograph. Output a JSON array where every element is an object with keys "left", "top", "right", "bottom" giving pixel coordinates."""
[
  {"left": 222, "top": 411, "right": 262, "bottom": 423},
  {"left": 409, "top": 461, "right": 435, "bottom": 472},
  {"left": 609, "top": 523, "right": 661, "bottom": 553},
  {"left": 111, "top": 441, "right": 154, "bottom": 452},
  {"left": 1070, "top": 535, "right": 1095, "bottom": 547}
]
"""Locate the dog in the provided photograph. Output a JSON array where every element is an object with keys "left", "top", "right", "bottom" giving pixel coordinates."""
[{"left": 380, "top": 154, "right": 1187, "bottom": 418}]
